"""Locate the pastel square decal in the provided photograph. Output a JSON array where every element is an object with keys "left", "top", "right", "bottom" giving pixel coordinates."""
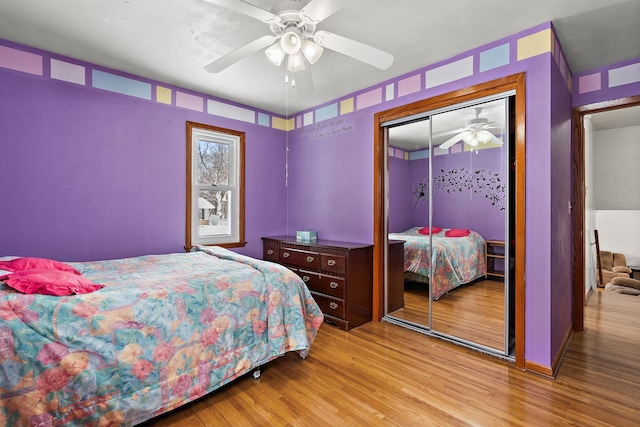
[
  {"left": 257, "top": 112, "right": 270, "bottom": 127},
  {"left": 93, "top": 70, "right": 151, "bottom": 100},
  {"left": 385, "top": 83, "right": 395, "bottom": 101},
  {"left": 578, "top": 73, "right": 601, "bottom": 94},
  {"left": 479, "top": 43, "right": 510, "bottom": 72},
  {"left": 425, "top": 56, "right": 473, "bottom": 89},
  {"left": 207, "top": 99, "right": 254, "bottom": 123},
  {"left": 609, "top": 62, "right": 640, "bottom": 87},
  {"left": 50, "top": 59, "right": 85, "bottom": 85},
  {"left": 175, "top": 91, "right": 203, "bottom": 111},
  {"left": 0, "top": 45, "right": 42, "bottom": 75},
  {"left": 340, "top": 98, "right": 354, "bottom": 115},
  {"left": 272, "top": 117, "right": 294, "bottom": 131},
  {"left": 303, "top": 111, "right": 314, "bottom": 126},
  {"left": 356, "top": 88, "right": 382, "bottom": 110},
  {"left": 315, "top": 103, "right": 338, "bottom": 122},
  {"left": 398, "top": 74, "right": 420, "bottom": 97},
  {"left": 156, "top": 86, "right": 172, "bottom": 105},
  {"left": 517, "top": 29, "right": 552, "bottom": 61}
]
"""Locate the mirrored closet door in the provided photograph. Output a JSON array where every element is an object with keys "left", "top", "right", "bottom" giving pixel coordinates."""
[{"left": 383, "top": 93, "right": 515, "bottom": 358}]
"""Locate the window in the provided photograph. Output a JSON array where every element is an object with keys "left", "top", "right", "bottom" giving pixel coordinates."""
[{"left": 186, "top": 122, "right": 245, "bottom": 250}]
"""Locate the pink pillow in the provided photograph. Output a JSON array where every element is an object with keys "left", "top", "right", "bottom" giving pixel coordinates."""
[
  {"left": 418, "top": 227, "right": 443, "bottom": 235},
  {"left": 445, "top": 228, "right": 471, "bottom": 237},
  {"left": 0, "top": 269, "right": 103, "bottom": 296},
  {"left": 0, "top": 257, "right": 80, "bottom": 275}
]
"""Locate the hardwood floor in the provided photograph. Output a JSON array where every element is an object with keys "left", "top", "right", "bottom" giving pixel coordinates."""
[
  {"left": 388, "top": 279, "right": 506, "bottom": 351},
  {"left": 143, "top": 291, "right": 640, "bottom": 426}
]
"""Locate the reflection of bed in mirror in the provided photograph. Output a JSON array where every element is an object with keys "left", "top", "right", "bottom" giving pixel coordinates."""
[{"left": 388, "top": 227, "right": 486, "bottom": 299}]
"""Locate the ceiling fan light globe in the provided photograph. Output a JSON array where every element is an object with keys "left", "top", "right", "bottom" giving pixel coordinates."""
[
  {"left": 477, "top": 130, "right": 492, "bottom": 143},
  {"left": 462, "top": 132, "right": 479, "bottom": 146},
  {"left": 287, "top": 52, "right": 306, "bottom": 72},
  {"left": 265, "top": 43, "right": 285, "bottom": 66},
  {"left": 280, "top": 29, "right": 302, "bottom": 54},
  {"left": 301, "top": 39, "right": 323, "bottom": 64}
]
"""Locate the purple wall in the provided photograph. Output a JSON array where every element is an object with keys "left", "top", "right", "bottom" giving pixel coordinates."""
[
  {"left": 0, "top": 56, "right": 287, "bottom": 261},
  {"left": 286, "top": 112, "right": 374, "bottom": 243},
  {"left": 402, "top": 148, "right": 506, "bottom": 240},
  {"left": 388, "top": 156, "right": 413, "bottom": 233}
]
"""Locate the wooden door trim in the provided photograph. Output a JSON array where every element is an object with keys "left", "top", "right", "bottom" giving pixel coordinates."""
[
  {"left": 373, "top": 73, "right": 526, "bottom": 368},
  {"left": 572, "top": 95, "right": 640, "bottom": 331}
]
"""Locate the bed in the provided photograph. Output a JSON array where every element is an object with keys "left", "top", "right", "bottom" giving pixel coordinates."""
[
  {"left": 0, "top": 246, "right": 323, "bottom": 426},
  {"left": 388, "top": 227, "right": 486, "bottom": 299}
]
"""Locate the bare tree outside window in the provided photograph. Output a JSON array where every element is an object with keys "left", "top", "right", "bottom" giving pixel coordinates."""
[{"left": 198, "top": 141, "right": 229, "bottom": 224}]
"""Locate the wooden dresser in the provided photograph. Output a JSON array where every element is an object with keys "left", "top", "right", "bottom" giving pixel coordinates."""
[{"left": 262, "top": 236, "right": 373, "bottom": 331}]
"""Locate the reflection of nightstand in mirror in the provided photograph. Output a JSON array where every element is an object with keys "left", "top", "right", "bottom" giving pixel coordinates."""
[
  {"left": 485, "top": 240, "right": 505, "bottom": 280},
  {"left": 630, "top": 265, "right": 640, "bottom": 280},
  {"left": 388, "top": 240, "right": 405, "bottom": 312}
]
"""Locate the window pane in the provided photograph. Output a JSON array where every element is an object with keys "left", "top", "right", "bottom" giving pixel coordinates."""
[
  {"left": 197, "top": 140, "right": 229, "bottom": 186},
  {"left": 198, "top": 190, "right": 231, "bottom": 237}
]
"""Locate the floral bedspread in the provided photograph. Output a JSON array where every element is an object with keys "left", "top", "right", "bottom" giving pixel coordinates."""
[
  {"left": 0, "top": 246, "right": 323, "bottom": 426},
  {"left": 388, "top": 228, "right": 486, "bottom": 299}
]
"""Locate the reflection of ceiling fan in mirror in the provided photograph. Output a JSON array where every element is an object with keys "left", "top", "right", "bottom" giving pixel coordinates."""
[
  {"left": 439, "top": 107, "right": 503, "bottom": 149},
  {"left": 203, "top": 0, "right": 394, "bottom": 93}
]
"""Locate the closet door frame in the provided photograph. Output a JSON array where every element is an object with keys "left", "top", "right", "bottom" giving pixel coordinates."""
[{"left": 373, "top": 73, "right": 526, "bottom": 368}]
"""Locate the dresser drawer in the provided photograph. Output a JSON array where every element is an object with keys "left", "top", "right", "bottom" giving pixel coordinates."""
[
  {"left": 312, "top": 292, "right": 345, "bottom": 319},
  {"left": 263, "top": 246, "right": 279, "bottom": 262},
  {"left": 298, "top": 270, "right": 345, "bottom": 298},
  {"left": 280, "top": 248, "right": 320, "bottom": 270},
  {"left": 320, "top": 253, "right": 346, "bottom": 275}
]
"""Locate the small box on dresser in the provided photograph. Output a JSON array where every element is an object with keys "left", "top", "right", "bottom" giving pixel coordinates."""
[{"left": 262, "top": 236, "right": 373, "bottom": 331}]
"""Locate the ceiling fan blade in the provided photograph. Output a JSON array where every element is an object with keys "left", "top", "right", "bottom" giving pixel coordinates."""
[
  {"left": 432, "top": 127, "right": 467, "bottom": 138},
  {"left": 203, "top": 0, "right": 279, "bottom": 24},
  {"left": 293, "top": 64, "right": 314, "bottom": 94},
  {"left": 300, "top": 0, "right": 348, "bottom": 24},
  {"left": 205, "top": 35, "right": 276, "bottom": 73},
  {"left": 439, "top": 131, "right": 471, "bottom": 149},
  {"left": 479, "top": 130, "right": 504, "bottom": 145},
  {"left": 313, "top": 30, "right": 394, "bottom": 70}
]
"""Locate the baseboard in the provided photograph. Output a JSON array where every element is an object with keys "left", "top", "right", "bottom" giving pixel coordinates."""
[
  {"left": 585, "top": 285, "right": 594, "bottom": 304},
  {"left": 524, "top": 323, "right": 573, "bottom": 379},
  {"left": 524, "top": 360, "right": 554, "bottom": 378}
]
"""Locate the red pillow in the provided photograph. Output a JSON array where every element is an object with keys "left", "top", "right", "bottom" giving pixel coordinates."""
[
  {"left": 445, "top": 228, "right": 471, "bottom": 237},
  {"left": 418, "top": 227, "right": 443, "bottom": 235},
  {"left": 0, "top": 269, "right": 103, "bottom": 296},
  {"left": 0, "top": 257, "right": 80, "bottom": 275}
]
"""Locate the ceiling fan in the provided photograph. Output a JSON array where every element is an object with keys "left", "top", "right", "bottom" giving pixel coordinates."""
[
  {"left": 439, "top": 107, "right": 503, "bottom": 149},
  {"left": 203, "top": 0, "right": 394, "bottom": 93}
]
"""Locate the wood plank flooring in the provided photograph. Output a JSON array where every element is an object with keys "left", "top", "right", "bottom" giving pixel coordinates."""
[
  {"left": 388, "top": 279, "right": 506, "bottom": 351},
  {"left": 143, "top": 291, "right": 640, "bottom": 426}
]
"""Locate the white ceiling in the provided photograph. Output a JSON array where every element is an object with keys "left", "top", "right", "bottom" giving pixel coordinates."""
[{"left": 0, "top": 0, "right": 638, "bottom": 117}]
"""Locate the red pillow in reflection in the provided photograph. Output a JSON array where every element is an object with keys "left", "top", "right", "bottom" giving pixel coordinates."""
[
  {"left": 445, "top": 228, "right": 470, "bottom": 237},
  {"left": 418, "top": 227, "right": 443, "bottom": 235}
]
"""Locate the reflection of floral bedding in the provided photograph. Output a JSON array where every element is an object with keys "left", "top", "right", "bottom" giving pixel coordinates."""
[
  {"left": 0, "top": 246, "right": 323, "bottom": 426},
  {"left": 388, "top": 227, "right": 486, "bottom": 299}
]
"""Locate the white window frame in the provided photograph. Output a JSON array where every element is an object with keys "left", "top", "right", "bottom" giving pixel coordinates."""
[{"left": 186, "top": 122, "right": 245, "bottom": 250}]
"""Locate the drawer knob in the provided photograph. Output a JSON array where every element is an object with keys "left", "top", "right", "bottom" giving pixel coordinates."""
[
  {"left": 302, "top": 275, "right": 310, "bottom": 282},
  {"left": 329, "top": 302, "right": 338, "bottom": 310},
  {"left": 306, "top": 256, "right": 314, "bottom": 263},
  {"left": 282, "top": 252, "right": 290, "bottom": 258},
  {"left": 267, "top": 249, "right": 273, "bottom": 255},
  {"left": 329, "top": 281, "right": 338, "bottom": 289},
  {"left": 327, "top": 259, "right": 336, "bottom": 267}
]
